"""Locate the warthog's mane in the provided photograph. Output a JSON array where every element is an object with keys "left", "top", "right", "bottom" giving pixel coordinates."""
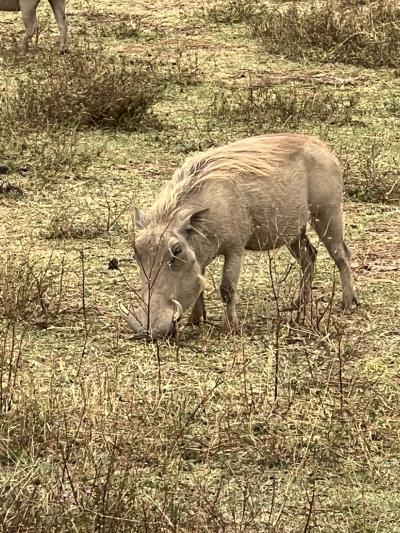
[{"left": 149, "top": 134, "right": 325, "bottom": 223}]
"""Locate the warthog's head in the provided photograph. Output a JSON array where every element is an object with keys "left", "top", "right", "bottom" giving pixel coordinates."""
[{"left": 119, "top": 207, "right": 207, "bottom": 340}]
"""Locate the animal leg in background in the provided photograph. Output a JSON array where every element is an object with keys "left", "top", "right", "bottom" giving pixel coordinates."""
[
  {"left": 220, "top": 251, "right": 243, "bottom": 331},
  {"left": 20, "top": 0, "right": 40, "bottom": 50},
  {"left": 312, "top": 206, "right": 358, "bottom": 310},
  {"left": 48, "top": 0, "right": 67, "bottom": 53},
  {"left": 287, "top": 230, "right": 317, "bottom": 309}
]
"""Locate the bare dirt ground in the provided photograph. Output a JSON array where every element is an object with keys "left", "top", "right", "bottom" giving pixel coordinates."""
[{"left": 0, "top": 0, "right": 399, "bottom": 531}]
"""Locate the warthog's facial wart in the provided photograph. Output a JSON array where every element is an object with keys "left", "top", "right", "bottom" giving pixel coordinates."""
[{"left": 119, "top": 208, "right": 207, "bottom": 340}]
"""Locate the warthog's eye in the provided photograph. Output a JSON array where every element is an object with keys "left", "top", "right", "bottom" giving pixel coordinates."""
[{"left": 168, "top": 243, "right": 182, "bottom": 266}]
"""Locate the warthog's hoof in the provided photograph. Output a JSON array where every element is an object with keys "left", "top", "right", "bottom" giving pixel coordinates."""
[{"left": 342, "top": 294, "right": 359, "bottom": 313}]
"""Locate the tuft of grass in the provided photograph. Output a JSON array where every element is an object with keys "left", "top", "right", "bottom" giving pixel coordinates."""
[
  {"left": 0, "top": 44, "right": 165, "bottom": 131},
  {"left": 249, "top": 0, "right": 400, "bottom": 68}
]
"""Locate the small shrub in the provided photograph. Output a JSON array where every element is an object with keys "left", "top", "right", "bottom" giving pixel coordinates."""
[
  {"left": 0, "top": 179, "right": 24, "bottom": 198},
  {"left": 0, "top": 44, "right": 165, "bottom": 131},
  {"left": 45, "top": 210, "right": 104, "bottom": 240},
  {"left": 249, "top": 0, "right": 400, "bottom": 68}
]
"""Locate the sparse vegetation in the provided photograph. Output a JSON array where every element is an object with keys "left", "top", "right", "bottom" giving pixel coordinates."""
[
  {"left": 250, "top": 0, "right": 400, "bottom": 68},
  {"left": 212, "top": 84, "right": 362, "bottom": 130},
  {"left": 204, "top": 0, "right": 400, "bottom": 68},
  {"left": 0, "top": 0, "right": 399, "bottom": 531},
  {"left": 97, "top": 15, "right": 143, "bottom": 39},
  {"left": 0, "top": 128, "right": 99, "bottom": 182},
  {"left": 44, "top": 193, "right": 133, "bottom": 239},
  {"left": 342, "top": 138, "right": 400, "bottom": 203}
]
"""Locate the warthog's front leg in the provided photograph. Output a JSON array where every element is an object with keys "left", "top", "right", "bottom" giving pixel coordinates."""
[
  {"left": 187, "top": 292, "right": 206, "bottom": 326},
  {"left": 220, "top": 251, "right": 243, "bottom": 332}
]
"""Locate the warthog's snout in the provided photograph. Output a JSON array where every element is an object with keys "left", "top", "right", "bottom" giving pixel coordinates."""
[{"left": 118, "top": 300, "right": 183, "bottom": 341}]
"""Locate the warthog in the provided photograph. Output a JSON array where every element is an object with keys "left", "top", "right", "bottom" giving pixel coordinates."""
[
  {"left": 0, "top": 0, "right": 67, "bottom": 53},
  {"left": 120, "top": 133, "right": 358, "bottom": 339}
]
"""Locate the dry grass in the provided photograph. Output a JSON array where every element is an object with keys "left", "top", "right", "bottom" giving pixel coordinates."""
[
  {"left": 0, "top": 0, "right": 399, "bottom": 530},
  {"left": 44, "top": 192, "right": 134, "bottom": 240}
]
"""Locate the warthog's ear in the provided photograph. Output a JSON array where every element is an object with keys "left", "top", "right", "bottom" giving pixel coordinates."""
[
  {"left": 134, "top": 207, "right": 149, "bottom": 230},
  {"left": 178, "top": 208, "right": 208, "bottom": 235}
]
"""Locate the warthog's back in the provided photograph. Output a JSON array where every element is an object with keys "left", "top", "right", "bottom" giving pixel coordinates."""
[{"left": 151, "top": 134, "right": 343, "bottom": 252}]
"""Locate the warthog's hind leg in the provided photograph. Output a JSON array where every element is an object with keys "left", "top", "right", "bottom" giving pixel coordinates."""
[
  {"left": 286, "top": 231, "right": 317, "bottom": 310},
  {"left": 187, "top": 292, "right": 206, "bottom": 326},
  {"left": 312, "top": 206, "right": 358, "bottom": 311}
]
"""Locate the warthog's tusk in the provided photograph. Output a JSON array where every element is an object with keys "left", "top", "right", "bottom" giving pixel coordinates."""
[
  {"left": 118, "top": 302, "right": 130, "bottom": 318},
  {"left": 172, "top": 299, "right": 183, "bottom": 322},
  {"left": 118, "top": 302, "right": 143, "bottom": 334}
]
